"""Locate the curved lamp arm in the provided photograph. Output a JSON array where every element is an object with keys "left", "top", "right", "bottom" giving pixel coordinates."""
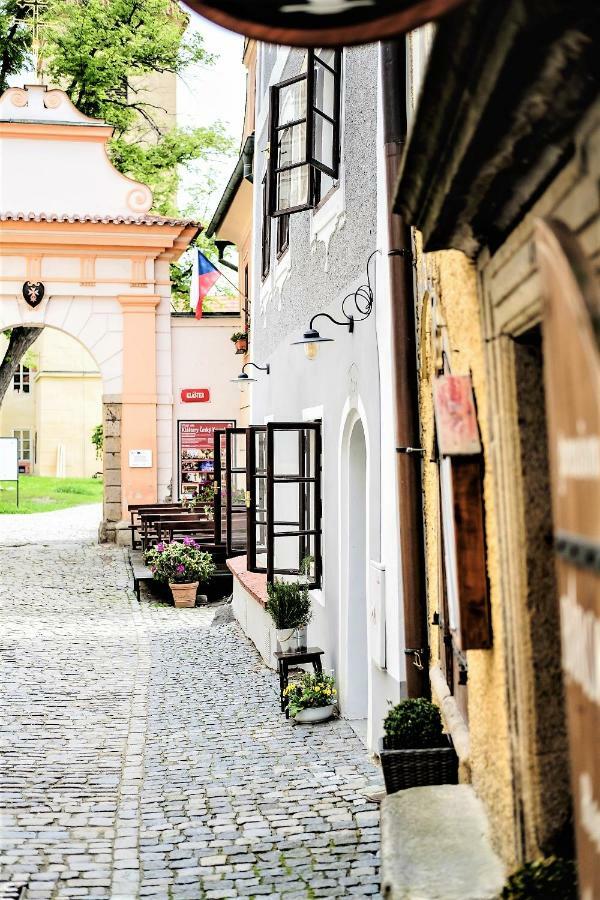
[{"left": 242, "top": 362, "right": 270, "bottom": 375}]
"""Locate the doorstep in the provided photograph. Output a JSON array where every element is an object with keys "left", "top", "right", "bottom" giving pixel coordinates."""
[{"left": 380, "top": 784, "right": 505, "bottom": 900}]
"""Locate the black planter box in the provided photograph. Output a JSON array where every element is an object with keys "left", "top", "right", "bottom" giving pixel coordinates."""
[{"left": 379, "top": 736, "right": 459, "bottom": 794}]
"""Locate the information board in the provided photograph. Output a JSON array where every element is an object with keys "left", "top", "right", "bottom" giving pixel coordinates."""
[
  {"left": 177, "top": 420, "right": 235, "bottom": 500},
  {"left": 0, "top": 437, "right": 19, "bottom": 481}
]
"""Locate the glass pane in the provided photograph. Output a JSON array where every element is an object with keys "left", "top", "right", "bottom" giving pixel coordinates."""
[
  {"left": 313, "top": 60, "right": 335, "bottom": 118},
  {"left": 273, "top": 482, "right": 301, "bottom": 533},
  {"left": 313, "top": 113, "right": 335, "bottom": 172},
  {"left": 277, "top": 122, "right": 307, "bottom": 169},
  {"left": 276, "top": 165, "right": 310, "bottom": 211},
  {"left": 278, "top": 79, "right": 306, "bottom": 126},
  {"left": 315, "top": 48, "right": 336, "bottom": 70}
]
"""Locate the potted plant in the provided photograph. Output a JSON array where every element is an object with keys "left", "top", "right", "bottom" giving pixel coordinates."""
[
  {"left": 144, "top": 538, "right": 216, "bottom": 608},
  {"left": 265, "top": 578, "right": 312, "bottom": 652},
  {"left": 231, "top": 331, "right": 248, "bottom": 353},
  {"left": 379, "top": 698, "right": 458, "bottom": 794},
  {"left": 284, "top": 672, "right": 337, "bottom": 723}
]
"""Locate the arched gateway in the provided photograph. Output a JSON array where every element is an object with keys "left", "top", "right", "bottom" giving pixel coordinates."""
[{"left": 0, "top": 84, "right": 199, "bottom": 541}]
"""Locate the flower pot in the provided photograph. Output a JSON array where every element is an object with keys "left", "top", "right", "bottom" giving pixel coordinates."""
[
  {"left": 235, "top": 339, "right": 247, "bottom": 353},
  {"left": 294, "top": 705, "right": 334, "bottom": 724},
  {"left": 378, "top": 736, "right": 458, "bottom": 794},
  {"left": 276, "top": 628, "right": 297, "bottom": 653},
  {"left": 170, "top": 581, "right": 199, "bottom": 608},
  {"left": 296, "top": 626, "right": 308, "bottom": 651}
]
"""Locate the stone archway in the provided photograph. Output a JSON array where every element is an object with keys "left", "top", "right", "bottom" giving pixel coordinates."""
[{"left": 0, "top": 319, "right": 123, "bottom": 539}]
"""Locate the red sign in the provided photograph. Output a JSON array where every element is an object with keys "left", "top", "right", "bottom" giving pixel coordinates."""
[
  {"left": 178, "top": 420, "right": 235, "bottom": 499},
  {"left": 433, "top": 375, "right": 482, "bottom": 456},
  {"left": 181, "top": 388, "right": 210, "bottom": 403}
]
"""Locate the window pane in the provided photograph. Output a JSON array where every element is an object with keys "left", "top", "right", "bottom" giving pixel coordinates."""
[
  {"left": 313, "top": 60, "right": 336, "bottom": 118},
  {"left": 277, "top": 123, "right": 307, "bottom": 169},
  {"left": 314, "top": 48, "right": 336, "bottom": 70},
  {"left": 313, "top": 113, "right": 335, "bottom": 172},
  {"left": 278, "top": 79, "right": 306, "bottom": 126},
  {"left": 276, "top": 165, "right": 310, "bottom": 211}
]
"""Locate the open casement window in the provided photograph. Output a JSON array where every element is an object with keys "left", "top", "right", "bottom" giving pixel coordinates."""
[
  {"left": 266, "top": 422, "right": 322, "bottom": 588},
  {"left": 246, "top": 426, "right": 268, "bottom": 573},
  {"left": 214, "top": 428, "right": 247, "bottom": 557},
  {"left": 213, "top": 430, "right": 228, "bottom": 546},
  {"left": 268, "top": 49, "right": 341, "bottom": 217}
]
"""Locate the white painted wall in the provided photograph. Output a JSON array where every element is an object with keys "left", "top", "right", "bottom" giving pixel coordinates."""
[{"left": 170, "top": 316, "right": 243, "bottom": 498}]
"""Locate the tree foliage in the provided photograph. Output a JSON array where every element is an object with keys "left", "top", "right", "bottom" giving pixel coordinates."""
[{"left": 0, "top": 0, "right": 236, "bottom": 400}]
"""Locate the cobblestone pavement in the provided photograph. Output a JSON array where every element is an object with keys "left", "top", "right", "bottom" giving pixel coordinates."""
[
  {"left": 0, "top": 504, "right": 102, "bottom": 546},
  {"left": 0, "top": 541, "right": 382, "bottom": 899}
]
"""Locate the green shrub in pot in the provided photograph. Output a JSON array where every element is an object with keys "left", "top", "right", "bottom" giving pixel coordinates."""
[
  {"left": 266, "top": 579, "right": 312, "bottom": 652},
  {"left": 499, "top": 856, "right": 577, "bottom": 899},
  {"left": 383, "top": 698, "right": 446, "bottom": 749}
]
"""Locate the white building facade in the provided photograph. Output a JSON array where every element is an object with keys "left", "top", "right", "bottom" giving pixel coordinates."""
[{"left": 228, "top": 43, "right": 408, "bottom": 750}]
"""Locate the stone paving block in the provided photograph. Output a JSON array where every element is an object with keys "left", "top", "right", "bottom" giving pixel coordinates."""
[{"left": 0, "top": 539, "right": 382, "bottom": 899}]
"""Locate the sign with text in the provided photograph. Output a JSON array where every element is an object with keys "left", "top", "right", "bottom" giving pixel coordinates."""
[
  {"left": 181, "top": 388, "right": 210, "bottom": 403},
  {"left": 536, "top": 218, "right": 600, "bottom": 900},
  {"left": 129, "top": 449, "right": 152, "bottom": 468},
  {"left": 177, "top": 420, "right": 235, "bottom": 500},
  {"left": 0, "top": 437, "right": 18, "bottom": 481}
]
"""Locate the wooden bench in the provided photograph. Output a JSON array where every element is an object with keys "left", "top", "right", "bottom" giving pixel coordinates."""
[
  {"left": 129, "top": 541, "right": 233, "bottom": 604},
  {"left": 140, "top": 513, "right": 214, "bottom": 551},
  {"left": 128, "top": 503, "right": 183, "bottom": 548},
  {"left": 130, "top": 551, "right": 154, "bottom": 602}
]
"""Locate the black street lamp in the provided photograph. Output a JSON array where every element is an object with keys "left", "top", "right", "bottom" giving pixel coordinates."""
[
  {"left": 231, "top": 361, "right": 270, "bottom": 387},
  {"left": 291, "top": 250, "right": 377, "bottom": 360}
]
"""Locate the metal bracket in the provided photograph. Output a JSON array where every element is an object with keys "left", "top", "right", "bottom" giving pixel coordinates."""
[
  {"left": 404, "top": 648, "right": 427, "bottom": 670},
  {"left": 396, "top": 447, "right": 425, "bottom": 456},
  {"left": 388, "top": 248, "right": 414, "bottom": 262}
]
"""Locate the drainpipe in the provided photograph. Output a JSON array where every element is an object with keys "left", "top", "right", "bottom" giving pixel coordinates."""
[{"left": 381, "top": 39, "right": 429, "bottom": 698}]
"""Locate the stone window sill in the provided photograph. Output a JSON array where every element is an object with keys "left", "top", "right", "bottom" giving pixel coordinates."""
[{"left": 227, "top": 554, "right": 267, "bottom": 608}]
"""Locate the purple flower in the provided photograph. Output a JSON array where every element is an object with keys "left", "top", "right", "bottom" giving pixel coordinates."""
[
  {"left": 156, "top": 542, "right": 165, "bottom": 553},
  {"left": 183, "top": 536, "right": 193, "bottom": 546},
  {"left": 176, "top": 564, "right": 185, "bottom": 574}
]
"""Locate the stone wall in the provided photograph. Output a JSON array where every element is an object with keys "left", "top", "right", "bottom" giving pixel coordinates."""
[{"left": 100, "top": 401, "right": 121, "bottom": 543}]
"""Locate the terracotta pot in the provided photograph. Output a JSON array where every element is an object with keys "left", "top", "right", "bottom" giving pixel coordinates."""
[
  {"left": 170, "top": 581, "right": 199, "bottom": 608},
  {"left": 235, "top": 339, "right": 247, "bottom": 353}
]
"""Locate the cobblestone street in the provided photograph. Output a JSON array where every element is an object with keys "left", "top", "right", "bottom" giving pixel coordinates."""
[{"left": 0, "top": 534, "right": 381, "bottom": 899}]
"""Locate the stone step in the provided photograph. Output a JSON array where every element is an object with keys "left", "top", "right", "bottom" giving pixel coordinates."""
[{"left": 380, "top": 784, "right": 505, "bottom": 900}]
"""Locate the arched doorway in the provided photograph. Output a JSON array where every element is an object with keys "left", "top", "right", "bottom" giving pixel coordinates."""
[
  {"left": 339, "top": 410, "right": 370, "bottom": 733},
  {"left": 0, "top": 323, "right": 111, "bottom": 535}
]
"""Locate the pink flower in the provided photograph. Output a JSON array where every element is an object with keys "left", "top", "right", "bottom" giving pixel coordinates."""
[
  {"left": 183, "top": 536, "right": 193, "bottom": 546},
  {"left": 176, "top": 564, "right": 185, "bottom": 574},
  {"left": 156, "top": 542, "right": 165, "bottom": 553}
]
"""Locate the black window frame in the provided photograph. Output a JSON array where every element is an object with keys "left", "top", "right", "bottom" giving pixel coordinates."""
[
  {"left": 261, "top": 173, "right": 271, "bottom": 280},
  {"left": 276, "top": 213, "right": 290, "bottom": 258},
  {"left": 268, "top": 49, "right": 342, "bottom": 218}
]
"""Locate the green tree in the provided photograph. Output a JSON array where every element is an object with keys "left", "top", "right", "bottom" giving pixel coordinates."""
[{"left": 0, "top": 0, "right": 234, "bottom": 402}]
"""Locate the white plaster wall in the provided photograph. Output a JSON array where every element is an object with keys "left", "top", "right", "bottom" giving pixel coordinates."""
[{"left": 170, "top": 317, "right": 243, "bottom": 498}]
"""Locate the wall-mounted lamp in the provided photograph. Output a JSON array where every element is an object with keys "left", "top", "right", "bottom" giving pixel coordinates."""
[
  {"left": 290, "top": 250, "right": 378, "bottom": 360},
  {"left": 231, "top": 361, "right": 270, "bottom": 387}
]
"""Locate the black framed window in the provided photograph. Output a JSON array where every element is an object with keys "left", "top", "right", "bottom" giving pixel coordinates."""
[
  {"left": 13, "top": 365, "right": 30, "bottom": 393},
  {"left": 261, "top": 174, "right": 271, "bottom": 279},
  {"left": 269, "top": 49, "right": 341, "bottom": 217},
  {"left": 246, "top": 422, "right": 322, "bottom": 588},
  {"left": 276, "top": 214, "right": 290, "bottom": 257},
  {"left": 214, "top": 428, "right": 247, "bottom": 557}
]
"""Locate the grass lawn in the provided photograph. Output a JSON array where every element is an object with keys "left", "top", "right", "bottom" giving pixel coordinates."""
[{"left": 0, "top": 476, "right": 103, "bottom": 514}]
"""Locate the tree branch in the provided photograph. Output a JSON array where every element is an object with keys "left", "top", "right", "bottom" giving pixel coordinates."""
[{"left": 0, "top": 327, "right": 42, "bottom": 405}]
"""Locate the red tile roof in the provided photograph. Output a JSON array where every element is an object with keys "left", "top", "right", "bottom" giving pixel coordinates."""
[{"left": 0, "top": 211, "right": 202, "bottom": 228}]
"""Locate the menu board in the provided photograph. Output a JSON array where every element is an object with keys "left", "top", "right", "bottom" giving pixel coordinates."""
[{"left": 177, "top": 420, "right": 235, "bottom": 499}]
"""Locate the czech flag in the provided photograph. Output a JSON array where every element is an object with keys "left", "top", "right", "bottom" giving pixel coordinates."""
[{"left": 190, "top": 249, "right": 221, "bottom": 319}]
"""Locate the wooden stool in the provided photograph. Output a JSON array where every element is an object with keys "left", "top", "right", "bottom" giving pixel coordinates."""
[{"left": 274, "top": 647, "right": 324, "bottom": 718}]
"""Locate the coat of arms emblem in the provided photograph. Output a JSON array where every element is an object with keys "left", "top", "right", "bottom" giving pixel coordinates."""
[{"left": 22, "top": 281, "right": 45, "bottom": 308}]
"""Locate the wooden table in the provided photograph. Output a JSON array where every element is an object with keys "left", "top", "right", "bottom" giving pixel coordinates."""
[{"left": 274, "top": 646, "right": 324, "bottom": 718}]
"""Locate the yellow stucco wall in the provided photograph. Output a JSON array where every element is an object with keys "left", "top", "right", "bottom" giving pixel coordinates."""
[
  {"left": 414, "top": 240, "right": 517, "bottom": 865},
  {"left": 0, "top": 329, "right": 102, "bottom": 478}
]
